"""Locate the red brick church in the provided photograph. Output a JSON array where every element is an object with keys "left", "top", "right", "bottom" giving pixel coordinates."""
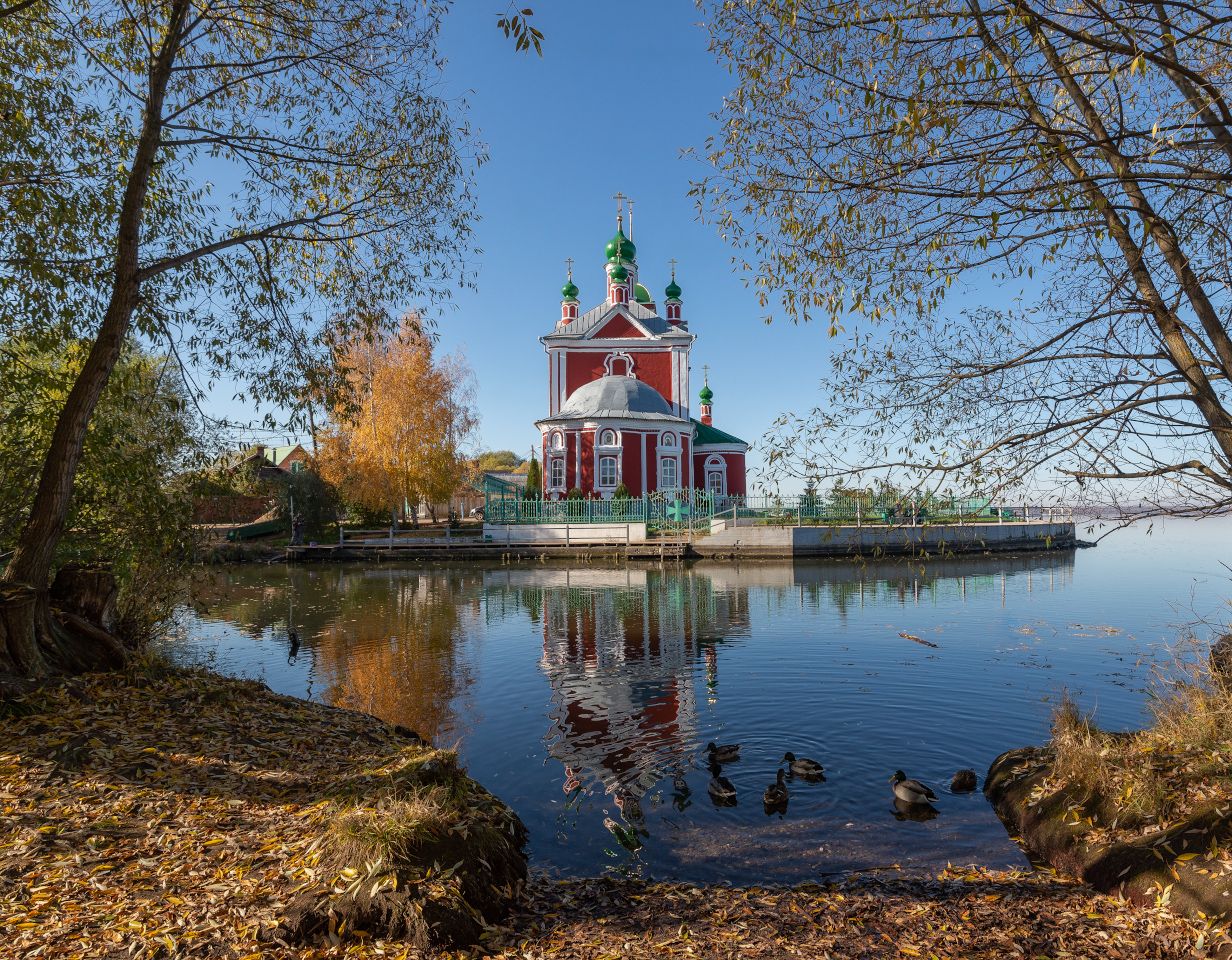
[{"left": 536, "top": 209, "right": 747, "bottom": 500}]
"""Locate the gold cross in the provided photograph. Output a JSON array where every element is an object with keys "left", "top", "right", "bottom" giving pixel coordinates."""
[
  {"left": 702, "top": 364, "right": 710, "bottom": 384},
  {"left": 564, "top": 257, "right": 574, "bottom": 279},
  {"left": 668, "top": 257, "right": 678, "bottom": 278},
  {"left": 612, "top": 191, "right": 626, "bottom": 217}
]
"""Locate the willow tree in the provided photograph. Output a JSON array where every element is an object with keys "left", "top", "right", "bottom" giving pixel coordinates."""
[
  {"left": 699, "top": 0, "right": 1232, "bottom": 512},
  {"left": 0, "top": 0, "right": 484, "bottom": 676}
]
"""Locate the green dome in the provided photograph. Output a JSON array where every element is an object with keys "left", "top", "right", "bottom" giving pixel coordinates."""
[
  {"left": 699, "top": 384, "right": 713, "bottom": 403},
  {"left": 605, "top": 228, "right": 636, "bottom": 263},
  {"left": 561, "top": 279, "right": 579, "bottom": 300},
  {"left": 610, "top": 262, "right": 629, "bottom": 282},
  {"left": 665, "top": 278, "right": 682, "bottom": 300},
  {"left": 634, "top": 283, "right": 651, "bottom": 304}
]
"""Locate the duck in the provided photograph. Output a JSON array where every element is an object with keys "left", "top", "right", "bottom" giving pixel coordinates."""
[
  {"left": 705, "top": 741, "right": 741, "bottom": 764},
  {"left": 889, "top": 770, "right": 938, "bottom": 804},
  {"left": 951, "top": 769, "right": 978, "bottom": 793},
  {"left": 707, "top": 769, "right": 737, "bottom": 803},
  {"left": 780, "top": 752, "right": 824, "bottom": 777},
  {"left": 763, "top": 769, "right": 790, "bottom": 806}
]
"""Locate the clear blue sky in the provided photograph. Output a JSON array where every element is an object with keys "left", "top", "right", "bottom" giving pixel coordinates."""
[
  {"left": 215, "top": 1, "right": 840, "bottom": 488},
  {"left": 433, "top": 1, "right": 837, "bottom": 483}
]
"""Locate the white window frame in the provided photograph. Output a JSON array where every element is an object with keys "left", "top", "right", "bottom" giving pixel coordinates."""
[
  {"left": 705, "top": 456, "right": 727, "bottom": 496},
  {"left": 594, "top": 430, "right": 622, "bottom": 492},
  {"left": 659, "top": 456, "right": 678, "bottom": 490},
  {"left": 599, "top": 456, "right": 619, "bottom": 487},
  {"left": 550, "top": 457, "right": 565, "bottom": 490}
]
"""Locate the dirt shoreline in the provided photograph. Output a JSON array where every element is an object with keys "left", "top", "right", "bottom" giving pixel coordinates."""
[{"left": 1, "top": 666, "right": 1214, "bottom": 958}]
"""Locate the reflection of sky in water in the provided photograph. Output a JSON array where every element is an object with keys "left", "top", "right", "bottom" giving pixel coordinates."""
[{"left": 177, "top": 518, "right": 1232, "bottom": 883}]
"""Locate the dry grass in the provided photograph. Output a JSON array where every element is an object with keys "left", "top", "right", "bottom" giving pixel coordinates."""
[{"left": 1049, "top": 631, "right": 1232, "bottom": 831}]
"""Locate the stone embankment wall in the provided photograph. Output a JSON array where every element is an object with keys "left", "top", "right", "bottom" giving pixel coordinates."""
[{"left": 696, "top": 521, "right": 1074, "bottom": 557}]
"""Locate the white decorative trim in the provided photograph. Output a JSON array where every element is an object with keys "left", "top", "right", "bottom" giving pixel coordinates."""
[
  {"left": 659, "top": 430, "right": 677, "bottom": 448},
  {"left": 603, "top": 352, "right": 637, "bottom": 379},
  {"left": 548, "top": 456, "right": 567, "bottom": 491},
  {"left": 703, "top": 456, "right": 728, "bottom": 496},
  {"left": 658, "top": 453, "right": 679, "bottom": 490}
]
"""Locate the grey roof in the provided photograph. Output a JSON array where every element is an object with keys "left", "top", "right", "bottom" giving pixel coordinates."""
[
  {"left": 544, "top": 301, "right": 692, "bottom": 341},
  {"left": 537, "top": 376, "right": 687, "bottom": 424}
]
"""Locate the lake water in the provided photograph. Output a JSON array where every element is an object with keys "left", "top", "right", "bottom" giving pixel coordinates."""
[{"left": 176, "top": 518, "right": 1232, "bottom": 883}]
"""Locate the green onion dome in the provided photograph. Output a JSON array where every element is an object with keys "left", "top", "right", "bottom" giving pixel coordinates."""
[
  {"left": 665, "top": 278, "right": 682, "bottom": 300},
  {"left": 610, "top": 262, "right": 629, "bottom": 282},
  {"left": 699, "top": 383, "right": 714, "bottom": 403},
  {"left": 561, "top": 279, "right": 579, "bottom": 300},
  {"left": 605, "top": 228, "right": 636, "bottom": 263},
  {"left": 634, "top": 283, "right": 651, "bottom": 304}
]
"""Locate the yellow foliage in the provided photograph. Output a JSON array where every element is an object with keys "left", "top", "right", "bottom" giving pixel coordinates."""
[{"left": 318, "top": 317, "right": 478, "bottom": 517}]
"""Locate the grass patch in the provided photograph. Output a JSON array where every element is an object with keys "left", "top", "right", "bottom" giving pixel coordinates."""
[{"left": 1048, "top": 632, "right": 1232, "bottom": 831}]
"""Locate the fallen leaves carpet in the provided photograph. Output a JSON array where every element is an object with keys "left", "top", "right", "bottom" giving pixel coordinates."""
[
  {"left": 484, "top": 871, "right": 1212, "bottom": 959},
  {"left": 1, "top": 664, "right": 521, "bottom": 958}
]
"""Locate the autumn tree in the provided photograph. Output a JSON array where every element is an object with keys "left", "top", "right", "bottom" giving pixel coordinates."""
[
  {"left": 318, "top": 319, "right": 479, "bottom": 526},
  {"left": 699, "top": 0, "right": 1232, "bottom": 514},
  {"left": 0, "top": 0, "right": 539, "bottom": 675}
]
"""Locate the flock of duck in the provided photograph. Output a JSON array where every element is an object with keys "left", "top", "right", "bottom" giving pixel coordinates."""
[
  {"left": 703, "top": 741, "right": 979, "bottom": 818},
  {"left": 601, "top": 742, "right": 980, "bottom": 851}
]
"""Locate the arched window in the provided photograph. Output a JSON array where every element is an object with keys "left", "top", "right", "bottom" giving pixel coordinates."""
[
  {"left": 600, "top": 429, "right": 617, "bottom": 446},
  {"left": 550, "top": 458, "right": 565, "bottom": 488},
  {"left": 659, "top": 457, "right": 678, "bottom": 489},
  {"left": 599, "top": 457, "right": 618, "bottom": 487},
  {"left": 660, "top": 433, "right": 675, "bottom": 448}
]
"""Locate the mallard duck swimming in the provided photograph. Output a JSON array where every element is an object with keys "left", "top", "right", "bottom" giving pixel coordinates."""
[
  {"left": 763, "top": 769, "right": 789, "bottom": 805},
  {"left": 951, "top": 769, "right": 978, "bottom": 793},
  {"left": 707, "top": 770, "right": 737, "bottom": 802},
  {"left": 705, "top": 741, "right": 741, "bottom": 764},
  {"left": 889, "top": 770, "right": 938, "bottom": 804},
  {"left": 780, "top": 752, "right": 824, "bottom": 777}
]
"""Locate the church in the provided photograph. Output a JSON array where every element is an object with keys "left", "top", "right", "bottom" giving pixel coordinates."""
[{"left": 535, "top": 209, "right": 747, "bottom": 500}]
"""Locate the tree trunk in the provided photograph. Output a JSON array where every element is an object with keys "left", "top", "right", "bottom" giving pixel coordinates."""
[
  {"left": 50, "top": 566, "right": 119, "bottom": 635},
  {"left": 0, "top": 0, "right": 189, "bottom": 676}
]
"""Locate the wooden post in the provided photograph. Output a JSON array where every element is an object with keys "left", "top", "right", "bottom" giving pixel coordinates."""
[
  {"left": 566, "top": 523, "right": 570, "bottom": 547},
  {"left": 339, "top": 524, "right": 344, "bottom": 546},
  {"left": 389, "top": 525, "right": 394, "bottom": 547}
]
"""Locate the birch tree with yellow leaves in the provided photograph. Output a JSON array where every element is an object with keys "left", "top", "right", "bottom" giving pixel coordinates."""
[{"left": 318, "top": 319, "right": 479, "bottom": 526}]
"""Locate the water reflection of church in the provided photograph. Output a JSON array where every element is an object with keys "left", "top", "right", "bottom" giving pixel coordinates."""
[{"left": 494, "top": 568, "right": 751, "bottom": 806}]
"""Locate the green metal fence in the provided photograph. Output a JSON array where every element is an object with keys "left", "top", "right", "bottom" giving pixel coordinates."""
[
  {"left": 484, "top": 474, "right": 1011, "bottom": 528},
  {"left": 482, "top": 475, "right": 714, "bottom": 530}
]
